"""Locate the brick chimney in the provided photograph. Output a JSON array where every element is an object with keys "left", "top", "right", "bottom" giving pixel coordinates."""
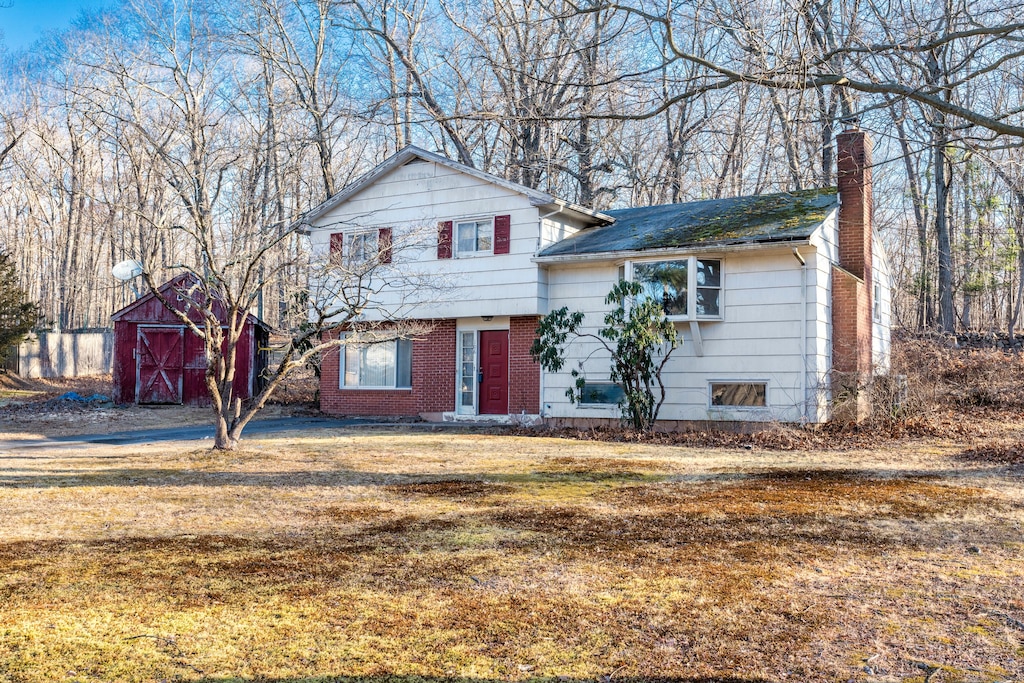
[{"left": 831, "top": 124, "right": 873, "bottom": 422}]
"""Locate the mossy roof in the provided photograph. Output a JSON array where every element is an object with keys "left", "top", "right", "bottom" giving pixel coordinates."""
[{"left": 539, "top": 188, "right": 838, "bottom": 257}]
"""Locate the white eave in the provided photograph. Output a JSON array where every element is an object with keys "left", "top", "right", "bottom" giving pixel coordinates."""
[{"left": 296, "top": 145, "right": 613, "bottom": 231}]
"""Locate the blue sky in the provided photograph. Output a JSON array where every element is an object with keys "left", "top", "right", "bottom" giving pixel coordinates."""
[{"left": 0, "top": 0, "right": 107, "bottom": 52}]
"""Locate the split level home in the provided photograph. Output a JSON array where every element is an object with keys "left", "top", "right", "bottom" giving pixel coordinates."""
[{"left": 300, "top": 126, "right": 891, "bottom": 427}]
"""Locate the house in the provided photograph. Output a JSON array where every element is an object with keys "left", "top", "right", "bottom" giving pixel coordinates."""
[
  {"left": 111, "top": 275, "right": 270, "bottom": 406},
  {"left": 301, "top": 125, "right": 890, "bottom": 426}
]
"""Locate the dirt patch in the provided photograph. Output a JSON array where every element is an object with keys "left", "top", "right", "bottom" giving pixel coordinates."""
[{"left": 385, "top": 479, "right": 515, "bottom": 497}]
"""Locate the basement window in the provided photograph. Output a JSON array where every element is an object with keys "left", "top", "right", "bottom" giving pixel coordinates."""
[
  {"left": 579, "top": 382, "right": 625, "bottom": 405},
  {"left": 710, "top": 382, "right": 767, "bottom": 407}
]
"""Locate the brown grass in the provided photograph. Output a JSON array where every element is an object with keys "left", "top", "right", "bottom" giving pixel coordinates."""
[{"left": 1, "top": 431, "right": 1022, "bottom": 683}]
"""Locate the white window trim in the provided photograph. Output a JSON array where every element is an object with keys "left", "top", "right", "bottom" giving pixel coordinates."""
[
  {"left": 339, "top": 336, "right": 413, "bottom": 390},
  {"left": 455, "top": 217, "right": 494, "bottom": 257},
  {"left": 626, "top": 255, "right": 724, "bottom": 321},
  {"left": 707, "top": 380, "right": 770, "bottom": 409}
]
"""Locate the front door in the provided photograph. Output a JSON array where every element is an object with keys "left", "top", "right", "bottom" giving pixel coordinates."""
[
  {"left": 137, "top": 326, "right": 184, "bottom": 404},
  {"left": 478, "top": 330, "right": 509, "bottom": 415}
]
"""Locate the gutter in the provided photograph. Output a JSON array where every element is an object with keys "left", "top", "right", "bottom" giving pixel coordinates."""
[{"left": 533, "top": 237, "right": 814, "bottom": 265}]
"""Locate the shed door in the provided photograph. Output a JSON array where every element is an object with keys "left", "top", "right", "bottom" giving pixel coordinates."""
[
  {"left": 137, "top": 326, "right": 184, "bottom": 404},
  {"left": 478, "top": 330, "right": 509, "bottom": 415}
]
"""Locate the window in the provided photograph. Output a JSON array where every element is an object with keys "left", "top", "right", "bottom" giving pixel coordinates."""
[
  {"left": 873, "top": 276, "right": 882, "bottom": 323},
  {"left": 632, "top": 257, "right": 721, "bottom": 319},
  {"left": 459, "top": 331, "right": 476, "bottom": 411},
  {"left": 710, "top": 382, "right": 767, "bottom": 407},
  {"left": 456, "top": 219, "right": 493, "bottom": 255},
  {"left": 347, "top": 231, "right": 376, "bottom": 264},
  {"left": 580, "top": 382, "right": 625, "bottom": 405},
  {"left": 330, "top": 229, "right": 391, "bottom": 266},
  {"left": 342, "top": 339, "right": 412, "bottom": 389}
]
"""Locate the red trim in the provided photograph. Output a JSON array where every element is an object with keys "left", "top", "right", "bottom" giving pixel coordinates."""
[
  {"left": 329, "top": 232, "right": 344, "bottom": 265},
  {"left": 493, "top": 214, "right": 511, "bottom": 254},
  {"left": 437, "top": 221, "right": 453, "bottom": 259},
  {"left": 378, "top": 227, "right": 393, "bottom": 263}
]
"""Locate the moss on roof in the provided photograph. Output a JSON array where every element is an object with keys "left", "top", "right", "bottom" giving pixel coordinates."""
[{"left": 540, "top": 188, "right": 838, "bottom": 257}]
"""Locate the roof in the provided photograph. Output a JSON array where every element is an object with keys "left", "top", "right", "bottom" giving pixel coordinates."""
[
  {"left": 299, "top": 145, "right": 613, "bottom": 229},
  {"left": 110, "top": 274, "right": 271, "bottom": 329},
  {"left": 537, "top": 188, "right": 838, "bottom": 258}
]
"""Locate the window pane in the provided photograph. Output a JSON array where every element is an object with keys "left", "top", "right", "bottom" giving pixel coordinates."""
[
  {"left": 360, "top": 343, "right": 395, "bottom": 387},
  {"left": 581, "top": 382, "right": 624, "bottom": 404},
  {"left": 696, "top": 259, "right": 720, "bottom": 287},
  {"left": 396, "top": 339, "right": 412, "bottom": 388},
  {"left": 696, "top": 288, "right": 720, "bottom": 316},
  {"left": 711, "top": 383, "right": 766, "bottom": 407},
  {"left": 634, "top": 260, "right": 688, "bottom": 316},
  {"left": 476, "top": 221, "right": 492, "bottom": 251},
  {"left": 457, "top": 222, "right": 476, "bottom": 253},
  {"left": 344, "top": 345, "right": 359, "bottom": 387}
]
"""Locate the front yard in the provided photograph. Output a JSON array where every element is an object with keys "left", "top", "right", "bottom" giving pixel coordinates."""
[{"left": 1, "top": 425, "right": 1022, "bottom": 682}]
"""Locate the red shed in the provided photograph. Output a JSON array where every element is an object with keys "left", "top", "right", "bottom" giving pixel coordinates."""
[{"left": 111, "top": 275, "right": 271, "bottom": 405}]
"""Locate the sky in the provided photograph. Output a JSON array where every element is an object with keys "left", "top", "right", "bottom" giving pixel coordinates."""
[{"left": 0, "top": 0, "right": 107, "bottom": 52}]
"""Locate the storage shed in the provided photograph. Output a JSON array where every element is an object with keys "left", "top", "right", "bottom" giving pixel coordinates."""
[{"left": 111, "top": 275, "right": 270, "bottom": 405}]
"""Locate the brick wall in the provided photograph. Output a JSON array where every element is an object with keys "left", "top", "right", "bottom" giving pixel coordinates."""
[
  {"left": 319, "top": 320, "right": 456, "bottom": 417},
  {"left": 509, "top": 315, "right": 541, "bottom": 414},
  {"left": 320, "top": 318, "right": 539, "bottom": 419}
]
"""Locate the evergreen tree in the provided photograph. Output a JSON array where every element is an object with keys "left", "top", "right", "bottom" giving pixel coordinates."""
[{"left": 0, "top": 252, "right": 38, "bottom": 363}]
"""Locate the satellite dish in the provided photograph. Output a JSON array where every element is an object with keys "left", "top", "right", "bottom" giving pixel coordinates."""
[{"left": 112, "top": 259, "right": 144, "bottom": 281}]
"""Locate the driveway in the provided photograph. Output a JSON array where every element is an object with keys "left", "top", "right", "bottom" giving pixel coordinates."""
[{"left": 0, "top": 416, "right": 378, "bottom": 451}]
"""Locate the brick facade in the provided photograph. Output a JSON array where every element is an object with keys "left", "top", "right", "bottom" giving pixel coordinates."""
[
  {"left": 509, "top": 315, "right": 541, "bottom": 414},
  {"left": 320, "top": 320, "right": 456, "bottom": 417},
  {"left": 320, "top": 317, "right": 541, "bottom": 419}
]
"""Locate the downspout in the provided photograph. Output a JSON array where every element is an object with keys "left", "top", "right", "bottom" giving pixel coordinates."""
[
  {"left": 536, "top": 205, "right": 566, "bottom": 419},
  {"left": 793, "top": 247, "right": 808, "bottom": 423}
]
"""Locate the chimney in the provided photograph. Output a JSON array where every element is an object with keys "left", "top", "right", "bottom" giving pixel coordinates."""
[
  {"left": 831, "top": 124, "right": 874, "bottom": 422},
  {"left": 837, "top": 123, "right": 873, "bottom": 282}
]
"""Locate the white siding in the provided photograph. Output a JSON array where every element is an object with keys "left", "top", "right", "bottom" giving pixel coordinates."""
[
  {"left": 872, "top": 234, "right": 893, "bottom": 373},
  {"left": 807, "top": 209, "right": 840, "bottom": 422},
  {"left": 308, "top": 161, "right": 546, "bottom": 320},
  {"left": 542, "top": 247, "right": 819, "bottom": 423}
]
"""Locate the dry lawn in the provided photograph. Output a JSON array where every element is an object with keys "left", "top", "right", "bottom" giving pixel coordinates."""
[{"left": 1, "top": 428, "right": 1022, "bottom": 683}]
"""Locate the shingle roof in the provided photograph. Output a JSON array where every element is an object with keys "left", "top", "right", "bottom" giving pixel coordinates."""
[{"left": 538, "top": 188, "right": 838, "bottom": 257}]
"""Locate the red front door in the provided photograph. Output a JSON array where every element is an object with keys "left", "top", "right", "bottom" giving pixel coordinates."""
[
  {"left": 478, "top": 330, "right": 509, "bottom": 415},
  {"left": 137, "top": 327, "right": 184, "bottom": 404}
]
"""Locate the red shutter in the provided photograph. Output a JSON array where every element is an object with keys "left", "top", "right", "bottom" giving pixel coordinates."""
[
  {"left": 329, "top": 232, "right": 344, "bottom": 265},
  {"left": 494, "top": 214, "right": 511, "bottom": 254},
  {"left": 438, "top": 220, "right": 453, "bottom": 259},
  {"left": 378, "top": 227, "right": 392, "bottom": 263}
]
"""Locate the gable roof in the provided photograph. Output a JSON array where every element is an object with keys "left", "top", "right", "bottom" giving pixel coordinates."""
[
  {"left": 299, "top": 145, "right": 612, "bottom": 228},
  {"left": 111, "top": 273, "right": 270, "bottom": 329},
  {"left": 537, "top": 188, "right": 838, "bottom": 259}
]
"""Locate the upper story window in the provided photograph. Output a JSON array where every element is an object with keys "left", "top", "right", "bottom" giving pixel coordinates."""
[
  {"left": 457, "top": 219, "right": 493, "bottom": 255},
  {"left": 438, "top": 215, "right": 511, "bottom": 259},
  {"left": 330, "top": 227, "right": 392, "bottom": 267},
  {"left": 630, "top": 256, "right": 722, "bottom": 320}
]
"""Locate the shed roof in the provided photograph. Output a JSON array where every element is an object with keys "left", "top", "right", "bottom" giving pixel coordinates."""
[
  {"left": 110, "top": 274, "right": 270, "bottom": 329},
  {"left": 537, "top": 188, "right": 838, "bottom": 258}
]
